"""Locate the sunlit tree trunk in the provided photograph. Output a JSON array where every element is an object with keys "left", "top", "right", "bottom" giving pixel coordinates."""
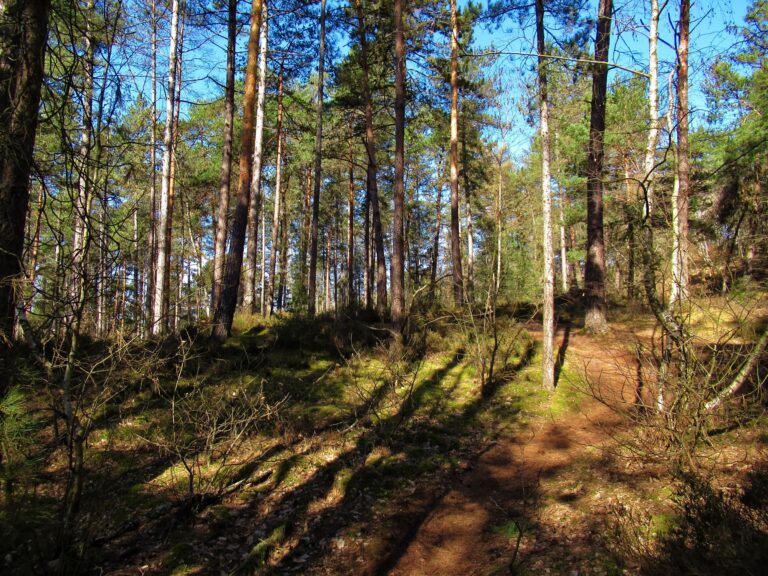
[
  {"left": 145, "top": 0, "right": 158, "bottom": 336},
  {"left": 308, "top": 0, "right": 326, "bottom": 316},
  {"left": 461, "top": 118, "right": 474, "bottom": 300},
  {"left": 267, "top": 67, "right": 285, "bottom": 317},
  {"left": 584, "top": 0, "right": 613, "bottom": 334},
  {"left": 211, "top": 0, "right": 237, "bottom": 315},
  {"left": 430, "top": 156, "right": 444, "bottom": 301},
  {"left": 151, "top": 0, "right": 183, "bottom": 337},
  {"left": 642, "top": 0, "right": 660, "bottom": 218},
  {"left": 671, "top": 0, "right": 690, "bottom": 306},
  {"left": 536, "top": 0, "right": 555, "bottom": 391},
  {"left": 244, "top": 1, "right": 268, "bottom": 313},
  {"left": 449, "top": 0, "right": 464, "bottom": 307},
  {"left": 212, "top": 0, "right": 264, "bottom": 340},
  {"left": 391, "top": 0, "right": 406, "bottom": 328}
]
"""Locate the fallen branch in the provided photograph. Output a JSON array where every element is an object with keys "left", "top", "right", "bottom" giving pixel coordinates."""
[{"left": 706, "top": 326, "right": 768, "bottom": 411}]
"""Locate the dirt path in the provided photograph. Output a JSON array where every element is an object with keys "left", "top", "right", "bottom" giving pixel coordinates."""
[{"left": 386, "top": 324, "right": 642, "bottom": 576}]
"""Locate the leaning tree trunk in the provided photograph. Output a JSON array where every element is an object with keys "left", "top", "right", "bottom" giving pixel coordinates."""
[
  {"left": 449, "top": 0, "right": 464, "bottom": 307},
  {"left": 308, "top": 0, "right": 326, "bottom": 317},
  {"left": 536, "top": 0, "right": 555, "bottom": 391},
  {"left": 211, "top": 0, "right": 238, "bottom": 315},
  {"left": 391, "top": 0, "right": 406, "bottom": 329},
  {"left": 212, "top": 0, "right": 264, "bottom": 341},
  {"left": 584, "top": 0, "right": 613, "bottom": 334}
]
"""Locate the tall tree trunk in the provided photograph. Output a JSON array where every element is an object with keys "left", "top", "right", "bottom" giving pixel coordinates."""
[
  {"left": 146, "top": 0, "right": 158, "bottom": 336},
  {"left": 260, "top": 204, "right": 267, "bottom": 314},
  {"left": 559, "top": 190, "right": 568, "bottom": 293},
  {"left": 299, "top": 166, "right": 312, "bottom": 303},
  {"left": 308, "top": 0, "right": 326, "bottom": 316},
  {"left": 449, "top": 0, "right": 464, "bottom": 307},
  {"left": 70, "top": 0, "right": 95, "bottom": 331},
  {"left": 536, "top": 0, "right": 555, "bottom": 391},
  {"left": 347, "top": 120, "right": 356, "bottom": 309},
  {"left": 671, "top": 0, "right": 690, "bottom": 305},
  {"left": 364, "top": 187, "right": 371, "bottom": 310},
  {"left": 244, "top": 1, "right": 268, "bottom": 313},
  {"left": 277, "top": 176, "right": 289, "bottom": 311},
  {"left": 642, "top": 0, "right": 660, "bottom": 218},
  {"left": 211, "top": 0, "right": 264, "bottom": 341},
  {"left": 496, "top": 153, "right": 503, "bottom": 293},
  {"left": 430, "top": 157, "right": 444, "bottom": 301},
  {"left": 0, "top": 0, "right": 51, "bottom": 337},
  {"left": 211, "top": 0, "right": 237, "bottom": 314},
  {"left": 623, "top": 154, "right": 636, "bottom": 301},
  {"left": 267, "top": 67, "right": 284, "bottom": 317},
  {"left": 151, "top": 0, "right": 183, "bottom": 337},
  {"left": 354, "top": 0, "right": 387, "bottom": 317},
  {"left": 461, "top": 117, "right": 474, "bottom": 300},
  {"left": 584, "top": 0, "right": 613, "bottom": 334},
  {"left": 391, "top": 0, "right": 406, "bottom": 328}
]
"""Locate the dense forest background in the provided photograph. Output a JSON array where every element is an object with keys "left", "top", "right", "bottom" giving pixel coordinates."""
[{"left": 0, "top": 0, "right": 767, "bottom": 574}]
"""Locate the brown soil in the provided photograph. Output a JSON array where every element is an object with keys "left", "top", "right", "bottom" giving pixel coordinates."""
[{"left": 384, "top": 323, "right": 646, "bottom": 576}]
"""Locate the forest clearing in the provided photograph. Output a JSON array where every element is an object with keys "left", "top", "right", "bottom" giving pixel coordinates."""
[{"left": 1, "top": 0, "right": 767, "bottom": 573}]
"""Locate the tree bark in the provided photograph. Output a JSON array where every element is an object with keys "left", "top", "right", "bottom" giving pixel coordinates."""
[
  {"left": 584, "top": 0, "right": 613, "bottom": 334},
  {"left": 536, "top": 0, "right": 555, "bottom": 391},
  {"left": 0, "top": 0, "right": 50, "bottom": 381},
  {"left": 671, "top": 0, "right": 690, "bottom": 306},
  {"left": 266, "top": 66, "right": 284, "bottom": 317},
  {"left": 347, "top": 119, "right": 356, "bottom": 309},
  {"left": 354, "top": 0, "right": 387, "bottom": 317},
  {"left": 430, "top": 156, "right": 444, "bottom": 301},
  {"left": 244, "top": 1, "right": 268, "bottom": 313},
  {"left": 212, "top": 0, "right": 264, "bottom": 341},
  {"left": 391, "top": 0, "right": 406, "bottom": 329},
  {"left": 449, "top": 0, "right": 464, "bottom": 307},
  {"left": 146, "top": 0, "right": 158, "bottom": 336},
  {"left": 642, "top": 0, "right": 660, "bottom": 219},
  {"left": 151, "top": 0, "right": 183, "bottom": 336},
  {"left": 308, "top": 0, "right": 326, "bottom": 316},
  {"left": 211, "top": 0, "right": 238, "bottom": 315}
]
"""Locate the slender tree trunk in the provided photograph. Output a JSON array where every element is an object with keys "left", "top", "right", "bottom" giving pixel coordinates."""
[
  {"left": 151, "top": 0, "right": 183, "bottom": 337},
  {"left": 267, "top": 68, "right": 284, "bottom": 317},
  {"left": 671, "top": 0, "right": 690, "bottom": 305},
  {"left": 623, "top": 155, "right": 636, "bottom": 301},
  {"left": 70, "top": 1, "right": 95, "bottom": 331},
  {"left": 449, "top": 0, "right": 464, "bottom": 307},
  {"left": 324, "top": 232, "right": 332, "bottom": 312},
  {"left": 244, "top": 1, "right": 268, "bottom": 313},
  {"left": 308, "top": 0, "right": 326, "bottom": 316},
  {"left": 536, "top": 0, "right": 555, "bottom": 391},
  {"left": 260, "top": 204, "right": 266, "bottom": 314},
  {"left": 461, "top": 117, "right": 474, "bottom": 300},
  {"left": 364, "top": 188, "right": 371, "bottom": 310},
  {"left": 298, "top": 166, "right": 312, "bottom": 304},
  {"left": 430, "top": 158, "right": 443, "bottom": 300},
  {"left": 354, "top": 0, "right": 387, "bottom": 317},
  {"left": 642, "top": 0, "right": 660, "bottom": 218},
  {"left": 496, "top": 154, "right": 503, "bottom": 293},
  {"left": 391, "top": 0, "right": 406, "bottom": 328},
  {"left": 146, "top": 0, "right": 158, "bottom": 335},
  {"left": 277, "top": 177, "right": 289, "bottom": 311},
  {"left": 211, "top": 0, "right": 264, "bottom": 340},
  {"left": 211, "top": 0, "right": 237, "bottom": 314},
  {"left": 584, "top": 0, "right": 613, "bottom": 334},
  {"left": 559, "top": 190, "right": 568, "bottom": 293},
  {"left": 347, "top": 120, "right": 356, "bottom": 309}
]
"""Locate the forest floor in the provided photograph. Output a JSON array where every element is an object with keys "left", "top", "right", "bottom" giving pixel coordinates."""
[{"left": 3, "top": 298, "right": 768, "bottom": 575}]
